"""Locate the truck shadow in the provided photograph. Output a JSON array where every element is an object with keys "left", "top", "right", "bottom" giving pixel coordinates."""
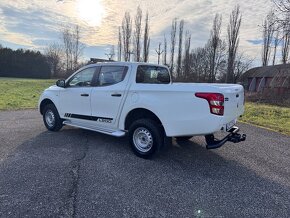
[{"left": 0, "top": 127, "right": 289, "bottom": 217}]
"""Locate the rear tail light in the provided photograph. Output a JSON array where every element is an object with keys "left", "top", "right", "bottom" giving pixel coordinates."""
[{"left": 195, "top": 93, "right": 224, "bottom": 116}]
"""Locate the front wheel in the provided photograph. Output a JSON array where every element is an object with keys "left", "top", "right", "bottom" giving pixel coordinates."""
[
  {"left": 43, "top": 104, "right": 63, "bottom": 132},
  {"left": 128, "top": 119, "right": 164, "bottom": 159}
]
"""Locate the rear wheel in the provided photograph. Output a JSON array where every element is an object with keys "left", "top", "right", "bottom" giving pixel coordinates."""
[
  {"left": 175, "top": 136, "right": 193, "bottom": 141},
  {"left": 43, "top": 104, "right": 63, "bottom": 132},
  {"left": 129, "top": 119, "right": 164, "bottom": 158}
]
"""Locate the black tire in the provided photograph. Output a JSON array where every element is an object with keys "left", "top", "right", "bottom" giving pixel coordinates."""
[
  {"left": 128, "top": 119, "right": 164, "bottom": 159},
  {"left": 42, "top": 104, "right": 63, "bottom": 132},
  {"left": 175, "top": 136, "right": 193, "bottom": 141}
]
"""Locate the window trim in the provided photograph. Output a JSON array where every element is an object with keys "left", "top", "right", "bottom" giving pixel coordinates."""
[{"left": 95, "top": 65, "right": 129, "bottom": 87}]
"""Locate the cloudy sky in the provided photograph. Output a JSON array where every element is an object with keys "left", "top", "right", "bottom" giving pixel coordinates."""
[{"left": 0, "top": 0, "right": 272, "bottom": 65}]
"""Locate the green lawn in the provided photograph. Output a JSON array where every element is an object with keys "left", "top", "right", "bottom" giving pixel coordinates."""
[
  {"left": 0, "top": 78, "right": 55, "bottom": 110},
  {"left": 240, "top": 102, "right": 290, "bottom": 136}
]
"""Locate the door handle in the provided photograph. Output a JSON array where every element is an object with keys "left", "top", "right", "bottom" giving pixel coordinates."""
[
  {"left": 81, "top": 93, "right": 89, "bottom": 97},
  {"left": 111, "top": 93, "right": 122, "bottom": 97}
]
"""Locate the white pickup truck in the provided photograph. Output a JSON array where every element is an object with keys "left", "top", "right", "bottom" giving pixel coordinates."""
[{"left": 39, "top": 62, "right": 246, "bottom": 158}]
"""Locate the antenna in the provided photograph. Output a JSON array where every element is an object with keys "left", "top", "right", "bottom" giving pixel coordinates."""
[{"left": 105, "top": 45, "right": 115, "bottom": 61}]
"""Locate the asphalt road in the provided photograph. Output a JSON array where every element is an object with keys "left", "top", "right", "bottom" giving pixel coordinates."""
[{"left": 0, "top": 109, "right": 289, "bottom": 217}]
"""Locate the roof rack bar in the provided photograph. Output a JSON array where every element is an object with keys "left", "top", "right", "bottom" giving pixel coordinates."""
[{"left": 88, "top": 58, "right": 115, "bottom": 64}]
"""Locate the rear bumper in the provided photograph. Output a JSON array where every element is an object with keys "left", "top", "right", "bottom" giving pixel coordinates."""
[{"left": 205, "top": 126, "right": 246, "bottom": 149}]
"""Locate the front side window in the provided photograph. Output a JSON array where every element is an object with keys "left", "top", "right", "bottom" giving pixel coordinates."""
[
  {"left": 136, "top": 65, "right": 170, "bottom": 84},
  {"left": 98, "top": 66, "right": 128, "bottom": 86},
  {"left": 68, "top": 67, "right": 96, "bottom": 87}
]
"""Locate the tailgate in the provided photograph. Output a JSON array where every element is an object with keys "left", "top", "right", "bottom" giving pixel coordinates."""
[{"left": 220, "top": 85, "right": 245, "bottom": 123}]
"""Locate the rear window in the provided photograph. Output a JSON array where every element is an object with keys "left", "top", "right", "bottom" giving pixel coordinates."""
[{"left": 136, "top": 65, "right": 170, "bottom": 84}]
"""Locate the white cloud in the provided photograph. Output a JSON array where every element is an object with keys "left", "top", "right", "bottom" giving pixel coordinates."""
[
  {"left": 0, "top": 7, "right": 33, "bottom": 47},
  {"left": 0, "top": 0, "right": 273, "bottom": 64}
]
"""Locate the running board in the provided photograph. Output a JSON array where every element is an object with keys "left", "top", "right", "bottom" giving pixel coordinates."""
[{"left": 63, "top": 121, "right": 126, "bottom": 137}]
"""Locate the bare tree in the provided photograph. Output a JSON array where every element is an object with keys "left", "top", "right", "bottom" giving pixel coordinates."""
[
  {"left": 45, "top": 42, "right": 63, "bottom": 78},
  {"left": 209, "top": 14, "right": 222, "bottom": 82},
  {"left": 144, "top": 38, "right": 150, "bottom": 62},
  {"left": 189, "top": 46, "right": 211, "bottom": 82},
  {"left": 72, "top": 25, "right": 84, "bottom": 70},
  {"left": 62, "top": 25, "right": 84, "bottom": 75},
  {"left": 226, "top": 5, "right": 242, "bottom": 83},
  {"left": 233, "top": 53, "right": 252, "bottom": 83},
  {"left": 155, "top": 42, "right": 163, "bottom": 64},
  {"left": 272, "top": 29, "right": 280, "bottom": 65},
  {"left": 274, "top": 0, "right": 290, "bottom": 13},
  {"left": 270, "top": 1, "right": 290, "bottom": 64},
  {"left": 143, "top": 11, "right": 150, "bottom": 62},
  {"left": 183, "top": 31, "right": 191, "bottom": 78},
  {"left": 176, "top": 20, "right": 184, "bottom": 78},
  {"left": 118, "top": 27, "right": 122, "bottom": 61},
  {"left": 122, "top": 12, "right": 132, "bottom": 62},
  {"left": 163, "top": 35, "right": 168, "bottom": 66},
  {"left": 62, "top": 28, "right": 72, "bottom": 74},
  {"left": 133, "top": 7, "right": 142, "bottom": 62},
  {"left": 170, "top": 18, "right": 177, "bottom": 75},
  {"left": 281, "top": 18, "right": 290, "bottom": 64},
  {"left": 262, "top": 11, "right": 275, "bottom": 66},
  {"left": 214, "top": 40, "right": 227, "bottom": 81}
]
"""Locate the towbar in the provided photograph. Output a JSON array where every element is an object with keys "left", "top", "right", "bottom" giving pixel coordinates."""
[{"left": 205, "top": 126, "right": 246, "bottom": 150}]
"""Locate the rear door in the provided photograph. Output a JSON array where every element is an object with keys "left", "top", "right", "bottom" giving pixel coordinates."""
[{"left": 90, "top": 65, "right": 130, "bottom": 128}]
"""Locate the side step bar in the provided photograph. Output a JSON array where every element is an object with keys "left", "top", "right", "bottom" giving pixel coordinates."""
[
  {"left": 63, "top": 121, "right": 126, "bottom": 137},
  {"left": 205, "top": 126, "right": 246, "bottom": 150}
]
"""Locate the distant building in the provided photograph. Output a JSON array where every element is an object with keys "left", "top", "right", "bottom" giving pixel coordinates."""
[{"left": 242, "top": 64, "right": 290, "bottom": 95}]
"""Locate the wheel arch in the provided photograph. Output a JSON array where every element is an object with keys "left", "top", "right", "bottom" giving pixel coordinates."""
[
  {"left": 39, "top": 98, "right": 56, "bottom": 115},
  {"left": 124, "top": 108, "right": 165, "bottom": 134}
]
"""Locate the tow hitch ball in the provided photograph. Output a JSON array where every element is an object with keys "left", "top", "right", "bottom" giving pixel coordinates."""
[{"left": 205, "top": 127, "right": 246, "bottom": 150}]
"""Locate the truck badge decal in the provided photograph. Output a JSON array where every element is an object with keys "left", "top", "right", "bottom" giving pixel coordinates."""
[{"left": 98, "top": 118, "right": 112, "bottom": 123}]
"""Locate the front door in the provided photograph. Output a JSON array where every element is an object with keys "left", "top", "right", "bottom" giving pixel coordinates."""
[
  {"left": 90, "top": 65, "right": 130, "bottom": 128},
  {"left": 59, "top": 66, "right": 97, "bottom": 124}
]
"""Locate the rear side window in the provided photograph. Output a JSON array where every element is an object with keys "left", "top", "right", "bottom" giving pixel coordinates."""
[
  {"left": 98, "top": 66, "right": 128, "bottom": 86},
  {"left": 136, "top": 65, "right": 170, "bottom": 84}
]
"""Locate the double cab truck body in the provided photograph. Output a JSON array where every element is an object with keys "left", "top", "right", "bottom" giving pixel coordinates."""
[{"left": 39, "top": 62, "right": 246, "bottom": 158}]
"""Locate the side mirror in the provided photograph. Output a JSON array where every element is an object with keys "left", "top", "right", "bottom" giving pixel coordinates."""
[{"left": 56, "top": 79, "right": 66, "bottom": 88}]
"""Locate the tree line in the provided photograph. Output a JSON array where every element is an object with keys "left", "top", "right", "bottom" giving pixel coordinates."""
[
  {"left": 262, "top": 0, "right": 290, "bottom": 66},
  {"left": 0, "top": 45, "right": 51, "bottom": 78},
  {"left": 117, "top": 5, "right": 251, "bottom": 83},
  {"left": 0, "top": 25, "right": 84, "bottom": 79}
]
